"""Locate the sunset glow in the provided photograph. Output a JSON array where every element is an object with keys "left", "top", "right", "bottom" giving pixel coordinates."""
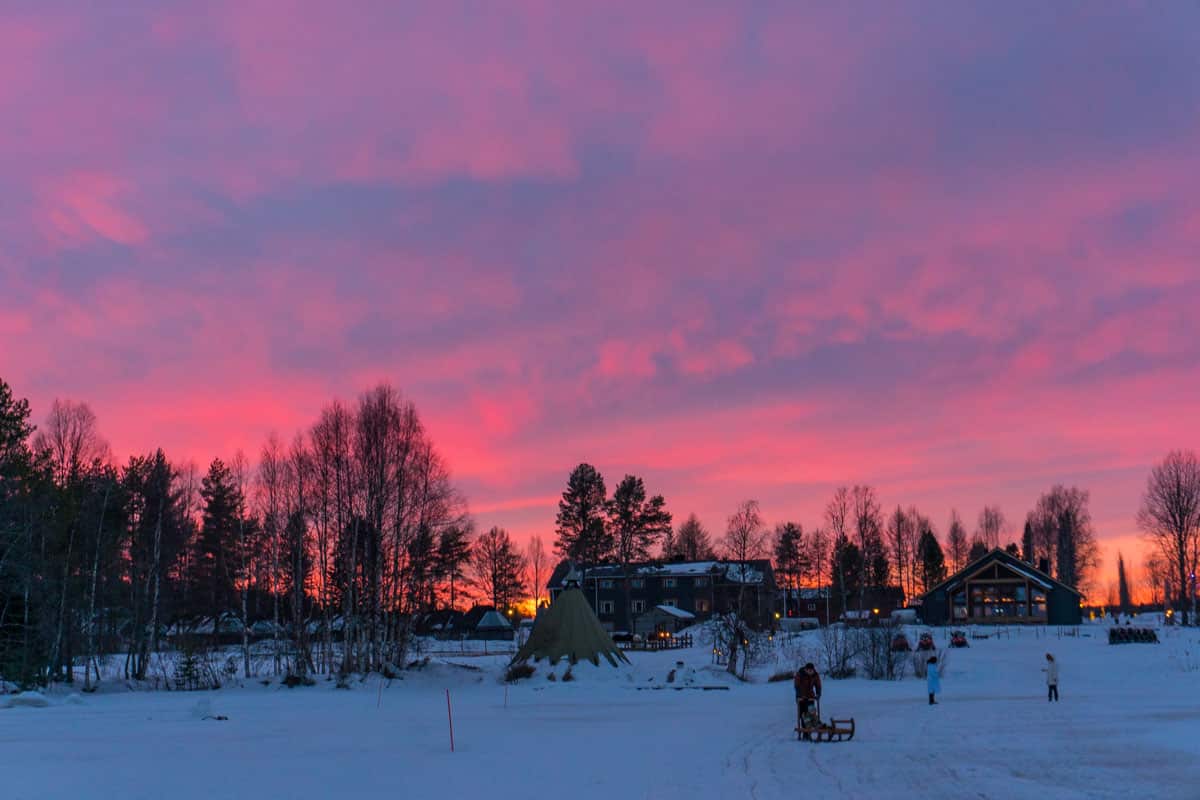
[{"left": 4, "top": 3, "right": 1199, "bottom": 602}]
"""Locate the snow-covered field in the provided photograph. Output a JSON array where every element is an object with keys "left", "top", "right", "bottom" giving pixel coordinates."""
[{"left": 4, "top": 624, "right": 1199, "bottom": 800}]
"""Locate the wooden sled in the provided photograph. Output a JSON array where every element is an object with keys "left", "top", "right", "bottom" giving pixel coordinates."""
[{"left": 796, "top": 718, "right": 855, "bottom": 742}]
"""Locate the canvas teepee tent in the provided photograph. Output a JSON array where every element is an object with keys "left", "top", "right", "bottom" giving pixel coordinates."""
[{"left": 513, "top": 570, "right": 629, "bottom": 668}]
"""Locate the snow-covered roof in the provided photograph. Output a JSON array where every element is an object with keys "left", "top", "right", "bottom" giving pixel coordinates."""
[
  {"left": 636, "top": 561, "right": 723, "bottom": 576},
  {"left": 998, "top": 561, "right": 1055, "bottom": 591},
  {"left": 475, "top": 610, "right": 513, "bottom": 630},
  {"left": 784, "top": 587, "right": 829, "bottom": 600},
  {"left": 724, "top": 563, "right": 763, "bottom": 584},
  {"left": 551, "top": 558, "right": 772, "bottom": 586},
  {"left": 654, "top": 605, "right": 696, "bottom": 620}
]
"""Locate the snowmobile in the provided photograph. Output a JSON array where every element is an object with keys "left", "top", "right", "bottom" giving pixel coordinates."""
[
  {"left": 890, "top": 633, "right": 911, "bottom": 652},
  {"left": 917, "top": 632, "right": 936, "bottom": 651},
  {"left": 949, "top": 630, "right": 969, "bottom": 648},
  {"left": 796, "top": 700, "right": 856, "bottom": 742}
]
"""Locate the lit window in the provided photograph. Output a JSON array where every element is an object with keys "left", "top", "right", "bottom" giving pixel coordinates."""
[{"left": 695, "top": 599, "right": 710, "bottom": 613}]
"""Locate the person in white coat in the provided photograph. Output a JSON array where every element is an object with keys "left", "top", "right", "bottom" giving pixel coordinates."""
[{"left": 1043, "top": 653, "right": 1059, "bottom": 702}]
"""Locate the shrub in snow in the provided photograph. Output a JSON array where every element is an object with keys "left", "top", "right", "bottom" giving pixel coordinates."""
[
  {"left": 768, "top": 670, "right": 796, "bottom": 683},
  {"left": 562, "top": 667, "right": 575, "bottom": 682},
  {"left": 4, "top": 691, "right": 50, "bottom": 708},
  {"left": 819, "top": 625, "right": 857, "bottom": 679},
  {"left": 64, "top": 693, "right": 84, "bottom": 705},
  {"left": 283, "top": 672, "right": 315, "bottom": 688},
  {"left": 173, "top": 640, "right": 222, "bottom": 691},
  {"left": 505, "top": 663, "right": 535, "bottom": 682},
  {"left": 859, "top": 621, "right": 910, "bottom": 680}
]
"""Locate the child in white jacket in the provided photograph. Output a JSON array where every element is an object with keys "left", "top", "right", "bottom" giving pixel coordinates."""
[{"left": 1043, "top": 653, "right": 1059, "bottom": 702}]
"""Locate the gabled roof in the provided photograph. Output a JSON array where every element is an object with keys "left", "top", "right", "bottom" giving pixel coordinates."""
[
  {"left": 547, "top": 559, "right": 773, "bottom": 588},
  {"left": 654, "top": 604, "right": 696, "bottom": 620},
  {"left": 923, "top": 548, "right": 1081, "bottom": 598},
  {"left": 475, "top": 609, "right": 513, "bottom": 631}
]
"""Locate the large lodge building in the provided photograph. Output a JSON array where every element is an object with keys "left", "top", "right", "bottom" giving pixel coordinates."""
[
  {"left": 919, "top": 548, "right": 1082, "bottom": 626},
  {"left": 547, "top": 559, "right": 778, "bottom": 633}
]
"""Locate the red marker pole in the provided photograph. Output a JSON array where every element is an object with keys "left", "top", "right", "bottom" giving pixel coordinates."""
[{"left": 445, "top": 689, "right": 455, "bottom": 752}]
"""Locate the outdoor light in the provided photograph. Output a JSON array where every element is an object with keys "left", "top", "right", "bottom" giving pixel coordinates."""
[
  {"left": 774, "top": 612, "right": 781, "bottom": 619},
  {"left": 873, "top": 608, "right": 879, "bottom": 615}
]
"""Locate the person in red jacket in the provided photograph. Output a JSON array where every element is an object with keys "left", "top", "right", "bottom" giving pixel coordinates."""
[{"left": 793, "top": 662, "right": 822, "bottom": 738}]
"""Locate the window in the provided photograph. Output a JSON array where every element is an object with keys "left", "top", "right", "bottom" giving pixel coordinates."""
[
  {"left": 807, "top": 602, "right": 816, "bottom": 611},
  {"left": 632, "top": 600, "right": 646, "bottom": 613},
  {"left": 663, "top": 598, "right": 677, "bottom": 607},
  {"left": 599, "top": 579, "right": 614, "bottom": 589},
  {"left": 694, "top": 577, "right": 708, "bottom": 588},
  {"left": 631, "top": 578, "right": 645, "bottom": 589},
  {"left": 663, "top": 578, "right": 677, "bottom": 588},
  {"left": 695, "top": 599, "right": 710, "bottom": 613},
  {"left": 599, "top": 600, "right": 614, "bottom": 615}
]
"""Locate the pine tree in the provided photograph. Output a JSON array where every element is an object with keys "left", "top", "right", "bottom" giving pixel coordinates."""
[
  {"left": 553, "top": 463, "right": 611, "bottom": 566},
  {"left": 608, "top": 475, "right": 672, "bottom": 629}
]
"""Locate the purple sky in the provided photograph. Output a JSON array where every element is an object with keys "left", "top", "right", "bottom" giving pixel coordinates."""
[{"left": 3, "top": 2, "right": 1199, "bottom": 595}]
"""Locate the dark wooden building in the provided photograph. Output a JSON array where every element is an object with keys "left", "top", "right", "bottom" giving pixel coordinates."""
[
  {"left": 547, "top": 559, "right": 777, "bottom": 632},
  {"left": 920, "top": 548, "right": 1082, "bottom": 626}
]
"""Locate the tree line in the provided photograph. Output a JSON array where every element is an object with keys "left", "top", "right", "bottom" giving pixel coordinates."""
[
  {"left": 0, "top": 378, "right": 537, "bottom": 688},
  {"left": 5, "top": 372, "right": 1196, "bottom": 688},
  {"left": 551, "top": 462, "right": 1192, "bottom": 625}
]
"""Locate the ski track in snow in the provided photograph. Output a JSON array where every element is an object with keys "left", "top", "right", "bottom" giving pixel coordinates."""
[{"left": 2, "top": 625, "right": 1199, "bottom": 799}]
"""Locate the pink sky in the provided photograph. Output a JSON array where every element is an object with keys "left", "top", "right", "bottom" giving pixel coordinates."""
[{"left": 3, "top": 3, "right": 1199, "bottom": 598}]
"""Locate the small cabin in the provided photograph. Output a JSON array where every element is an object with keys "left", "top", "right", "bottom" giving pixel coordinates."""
[{"left": 633, "top": 604, "right": 696, "bottom": 638}]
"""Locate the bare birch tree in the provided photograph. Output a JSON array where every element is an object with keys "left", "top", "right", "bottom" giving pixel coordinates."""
[{"left": 1138, "top": 450, "right": 1200, "bottom": 625}]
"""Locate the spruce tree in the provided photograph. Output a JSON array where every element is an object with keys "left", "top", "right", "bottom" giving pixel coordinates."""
[
  {"left": 917, "top": 529, "right": 946, "bottom": 593},
  {"left": 967, "top": 538, "right": 989, "bottom": 563},
  {"left": 1117, "top": 552, "right": 1132, "bottom": 615},
  {"left": 193, "top": 458, "right": 240, "bottom": 623},
  {"left": 436, "top": 524, "right": 473, "bottom": 609},
  {"left": 1021, "top": 520, "right": 1035, "bottom": 564},
  {"left": 773, "top": 522, "right": 807, "bottom": 616}
]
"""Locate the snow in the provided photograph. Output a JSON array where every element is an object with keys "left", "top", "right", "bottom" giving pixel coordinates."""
[
  {"left": 3, "top": 691, "right": 50, "bottom": 708},
  {"left": 655, "top": 604, "right": 696, "bottom": 619},
  {"left": 3, "top": 623, "right": 1199, "bottom": 799}
]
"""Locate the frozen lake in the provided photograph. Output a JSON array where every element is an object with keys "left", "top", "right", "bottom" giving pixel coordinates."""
[{"left": 3, "top": 624, "right": 1198, "bottom": 800}]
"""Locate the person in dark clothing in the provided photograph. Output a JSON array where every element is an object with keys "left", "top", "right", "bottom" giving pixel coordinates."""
[
  {"left": 794, "top": 662, "right": 822, "bottom": 738},
  {"left": 926, "top": 655, "right": 940, "bottom": 705}
]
